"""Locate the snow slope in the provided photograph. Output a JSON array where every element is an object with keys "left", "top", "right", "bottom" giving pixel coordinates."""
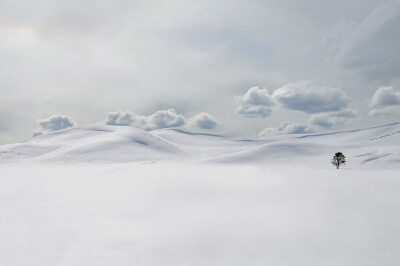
[
  {"left": 1, "top": 122, "right": 400, "bottom": 266},
  {"left": 210, "top": 122, "right": 400, "bottom": 167}
]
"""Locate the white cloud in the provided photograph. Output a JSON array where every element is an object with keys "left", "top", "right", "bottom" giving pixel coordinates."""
[
  {"left": 369, "top": 86, "right": 400, "bottom": 117},
  {"left": 272, "top": 81, "right": 351, "bottom": 114},
  {"left": 189, "top": 112, "right": 218, "bottom": 130},
  {"left": 33, "top": 115, "right": 75, "bottom": 136},
  {"left": 149, "top": 109, "right": 186, "bottom": 129},
  {"left": 259, "top": 121, "right": 310, "bottom": 136},
  {"left": 309, "top": 109, "right": 357, "bottom": 129},
  {"left": 105, "top": 109, "right": 185, "bottom": 130},
  {"left": 371, "top": 86, "right": 400, "bottom": 106},
  {"left": 236, "top": 87, "right": 274, "bottom": 118}
]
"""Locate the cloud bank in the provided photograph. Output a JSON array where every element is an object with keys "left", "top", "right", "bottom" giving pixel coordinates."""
[
  {"left": 309, "top": 109, "right": 357, "bottom": 129},
  {"left": 259, "top": 108, "right": 358, "bottom": 136},
  {"left": 105, "top": 109, "right": 185, "bottom": 130},
  {"left": 33, "top": 115, "right": 75, "bottom": 136},
  {"left": 259, "top": 121, "right": 310, "bottom": 136}
]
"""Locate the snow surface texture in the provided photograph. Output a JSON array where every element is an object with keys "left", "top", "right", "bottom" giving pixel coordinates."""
[{"left": 1, "top": 122, "right": 400, "bottom": 265}]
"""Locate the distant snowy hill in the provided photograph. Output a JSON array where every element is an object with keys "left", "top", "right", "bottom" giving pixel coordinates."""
[
  {"left": 0, "top": 125, "right": 182, "bottom": 163},
  {"left": 1, "top": 122, "right": 399, "bottom": 167}
]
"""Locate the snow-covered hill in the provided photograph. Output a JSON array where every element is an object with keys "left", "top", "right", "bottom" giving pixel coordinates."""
[
  {"left": 0, "top": 125, "right": 183, "bottom": 163},
  {"left": 211, "top": 122, "right": 400, "bottom": 167},
  {"left": 1, "top": 122, "right": 399, "bottom": 167}
]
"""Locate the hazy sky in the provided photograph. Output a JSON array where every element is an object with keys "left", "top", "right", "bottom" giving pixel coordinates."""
[{"left": 1, "top": 0, "right": 400, "bottom": 143}]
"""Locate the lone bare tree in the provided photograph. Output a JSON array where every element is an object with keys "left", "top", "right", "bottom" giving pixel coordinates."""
[{"left": 332, "top": 152, "right": 346, "bottom": 169}]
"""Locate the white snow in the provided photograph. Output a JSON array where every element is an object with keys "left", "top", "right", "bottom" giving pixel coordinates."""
[{"left": 1, "top": 122, "right": 400, "bottom": 265}]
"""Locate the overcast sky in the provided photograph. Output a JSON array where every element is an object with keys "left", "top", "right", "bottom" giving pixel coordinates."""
[{"left": 1, "top": 0, "right": 400, "bottom": 143}]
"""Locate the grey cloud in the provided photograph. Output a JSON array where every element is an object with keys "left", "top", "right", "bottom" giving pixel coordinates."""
[
  {"left": 236, "top": 87, "right": 274, "bottom": 118},
  {"left": 33, "top": 115, "right": 75, "bottom": 136},
  {"left": 326, "top": 1, "right": 400, "bottom": 81},
  {"left": 32, "top": 131, "right": 44, "bottom": 137},
  {"left": 237, "top": 105, "right": 272, "bottom": 118},
  {"left": 260, "top": 109, "right": 357, "bottom": 136},
  {"left": 259, "top": 121, "right": 310, "bottom": 136},
  {"left": 369, "top": 106, "right": 400, "bottom": 116},
  {"left": 272, "top": 81, "right": 351, "bottom": 113},
  {"left": 309, "top": 109, "right": 357, "bottom": 129},
  {"left": 189, "top": 112, "right": 218, "bottom": 130},
  {"left": 105, "top": 111, "right": 135, "bottom": 126},
  {"left": 105, "top": 109, "right": 185, "bottom": 130}
]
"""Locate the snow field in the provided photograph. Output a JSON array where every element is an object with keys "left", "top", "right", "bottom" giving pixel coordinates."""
[
  {"left": 1, "top": 163, "right": 399, "bottom": 265},
  {"left": 1, "top": 122, "right": 400, "bottom": 265}
]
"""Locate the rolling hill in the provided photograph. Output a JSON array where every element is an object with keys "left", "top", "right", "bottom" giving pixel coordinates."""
[{"left": 1, "top": 122, "right": 399, "bottom": 167}]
